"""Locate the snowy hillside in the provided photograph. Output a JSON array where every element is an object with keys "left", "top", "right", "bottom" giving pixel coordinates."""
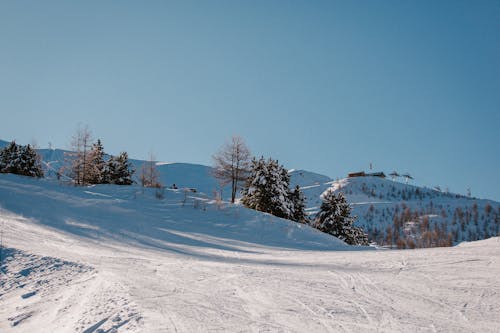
[
  {"left": 0, "top": 174, "right": 348, "bottom": 252},
  {"left": 3, "top": 138, "right": 498, "bottom": 248},
  {"left": 296, "top": 175, "right": 500, "bottom": 248},
  {"left": 1, "top": 173, "right": 499, "bottom": 332}
]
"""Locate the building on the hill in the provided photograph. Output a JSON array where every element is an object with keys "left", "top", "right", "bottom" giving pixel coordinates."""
[
  {"left": 348, "top": 171, "right": 386, "bottom": 178},
  {"left": 367, "top": 172, "right": 386, "bottom": 178},
  {"left": 348, "top": 171, "right": 366, "bottom": 178}
]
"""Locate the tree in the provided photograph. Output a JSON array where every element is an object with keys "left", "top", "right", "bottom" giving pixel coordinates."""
[
  {"left": 0, "top": 141, "right": 44, "bottom": 177},
  {"left": 212, "top": 136, "right": 251, "bottom": 203},
  {"left": 0, "top": 141, "right": 20, "bottom": 174},
  {"left": 140, "top": 152, "right": 161, "bottom": 188},
  {"left": 107, "top": 152, "right": 135, "bottom": 185},
  {"left": 290, "top": 185, "right": 308, "bottom": 223},
  {"left": 17, "top": 144, "right": 44, "bottom": 177},
  {"left": 241, "top": 157, "right": 294, "bottom": 219},
  {"left": 88, "top": 139, "right": 106, "bottom": 184},
  {"left": 313, "top": 190, "right": 368, "bottom": 245},
  {"left": 64, "top": 125, "right": 93, "bottom": 185}
]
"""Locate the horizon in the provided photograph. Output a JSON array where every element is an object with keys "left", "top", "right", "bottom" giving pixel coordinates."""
[
  {"left": 0, "top": 136, "right": 497, "bottom": 202},
  {"left": 1, "top": 1, "right": 499, "bottom": 201}
]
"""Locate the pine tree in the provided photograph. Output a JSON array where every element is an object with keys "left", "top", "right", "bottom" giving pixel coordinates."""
[
  {"left": 313, "top": 190, "right": 368, "bottom": 245},
  {"left": 0, "top": 142, "right": 43, "bottom": 178},
  {"left": 88, "top": 139, "right": 106, "bottom": 184},
  {"left": 290, "top": 185, "right": 308, "bottom": 223},
  {"left": 241, "top": 157, "right": 294, "bottom": 219},
  {"left": 17, "top": 144, "right": 44, "bottom": 178},
  {"left": 107, "top": 152, "right": 134, "bottom": 185},
  {"left": 0, "top": 141, "right": 20, "bottom": 174}
]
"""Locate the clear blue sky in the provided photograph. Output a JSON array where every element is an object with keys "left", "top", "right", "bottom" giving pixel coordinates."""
[{"left": 1, "top": 1, "right": 499, "bottom": 200}]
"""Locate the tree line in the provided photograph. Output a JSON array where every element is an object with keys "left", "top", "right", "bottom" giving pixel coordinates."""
[
  {"left": 63, "top": 126, "right": 134, "bottom": 186},
  {"left": 0, "top": 131, "right": 368, "bottom": 246},
  {"left": 212, "top": 136, "right": 368, "bottom": 246}
]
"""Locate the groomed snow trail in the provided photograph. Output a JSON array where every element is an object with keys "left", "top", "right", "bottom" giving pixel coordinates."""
[{"left": 1, "top": 175, "right": 499, "bottom": 332}]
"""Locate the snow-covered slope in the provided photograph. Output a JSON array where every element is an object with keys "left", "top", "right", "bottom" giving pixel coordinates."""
[
  {"left": 137, "top": 162, "right": 218, "bottom": 196},
  {"left": 0, "top": 174, "right": 349, "bottom": 252},
  {"left": 7, "top": 139, "right": 500, "bottom": 247},
  {"left": 1, "top": 173, "right": 499, "bottom": 332},
  {"left": 296, "top": 175, "right": 500, "bottom": 247},
  {"left": 289, "top": 169, "right": 332, "bottom": 188}
]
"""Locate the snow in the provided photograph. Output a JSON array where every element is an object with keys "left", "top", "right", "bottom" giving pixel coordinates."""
[
  {"left": 1, "top": 173, "right": 500, "bottom": 332},
  {"left": 293, "top": 174, "right": 499, "bottom": 246}
]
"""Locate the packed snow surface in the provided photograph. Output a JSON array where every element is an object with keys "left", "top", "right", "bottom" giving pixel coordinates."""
[{"left": 1, "top": 174, "right": 499, "bottom": 332}]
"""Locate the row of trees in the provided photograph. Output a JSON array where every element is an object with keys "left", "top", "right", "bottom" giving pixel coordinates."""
[
  {"left": 64, "top": 126, "right": 134, "bottom": 186},
  {"left": 212, "top": 136, "right": 368, "bottom": 245},
  {"left": 0, "top": 141, "right": 44, "bottom": 178},
  {"left": 1, "top": 131, "right": 368, "bottom": 246}
]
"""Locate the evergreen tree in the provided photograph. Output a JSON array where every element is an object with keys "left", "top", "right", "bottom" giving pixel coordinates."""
[
  {"left": 0, "top": 142, "right": 43, "bottom": 178},
  {"left": 0, "top": 141, "right": 20, "bottom": 174},
  {"left": 17, "top": 144, "right": 44, "bottom": 178},
  {"left": 241, "top": 157, "right": 294, "bottom": 219},
  {"left": 313, "top": 190, "right": 368, "bottom": 245},
  {"left": 290, "top": 185, "right": 308, "bottom": 223},
  {"left": 107, "top": 152, "right": 134, "bottom": 185},
  {"left": 88, "top": 139, "right": 106, "bottom": 184}
]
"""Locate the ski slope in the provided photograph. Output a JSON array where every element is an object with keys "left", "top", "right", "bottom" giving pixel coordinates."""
[{"left": 1, "top": 174, "right": 499, "bottom": 332}]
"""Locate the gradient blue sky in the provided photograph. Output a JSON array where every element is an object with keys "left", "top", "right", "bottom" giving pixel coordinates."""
[{"left": 1, "top": 1, "right": 499, "bottom": 200}]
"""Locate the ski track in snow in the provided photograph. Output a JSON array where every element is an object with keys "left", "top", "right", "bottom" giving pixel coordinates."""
[{"left": 0, "top": 174, "right": 499, "bottom": 332}]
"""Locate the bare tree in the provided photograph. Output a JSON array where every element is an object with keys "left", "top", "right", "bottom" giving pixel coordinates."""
[
  {"left": 140, "top": 152, "right": 161, "bottom": 188},
  {"left": 212, "top": 136, "right": 251, "bottom": 203},
  {"left": 64, "top": 125, "right": 93, "bottom": 185}
]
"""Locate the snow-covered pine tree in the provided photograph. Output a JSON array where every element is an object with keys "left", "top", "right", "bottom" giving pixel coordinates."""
[
  {"left": 0, "top": 142, "right": 44, "bottom": 178},
  {"left": 17, "top": 144, "right": 44, "bottom": 178},
  {"left": 290, "top": 185, "right": 308, "bottom": 223},
  {"left": 88, "top": 139, "right": 106, "bottom": 184},
  {"left": 107, "top": 152, "right": 134, "bottom": 185},
  {"left": 0, "top": 141, "right": 20, "bottom": 174},
  {"left": 241, "top": 157, "right": 294, "bottom": 219},
  {"left": 313, "top": 190, "right": 368, "bottom": 245}
]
